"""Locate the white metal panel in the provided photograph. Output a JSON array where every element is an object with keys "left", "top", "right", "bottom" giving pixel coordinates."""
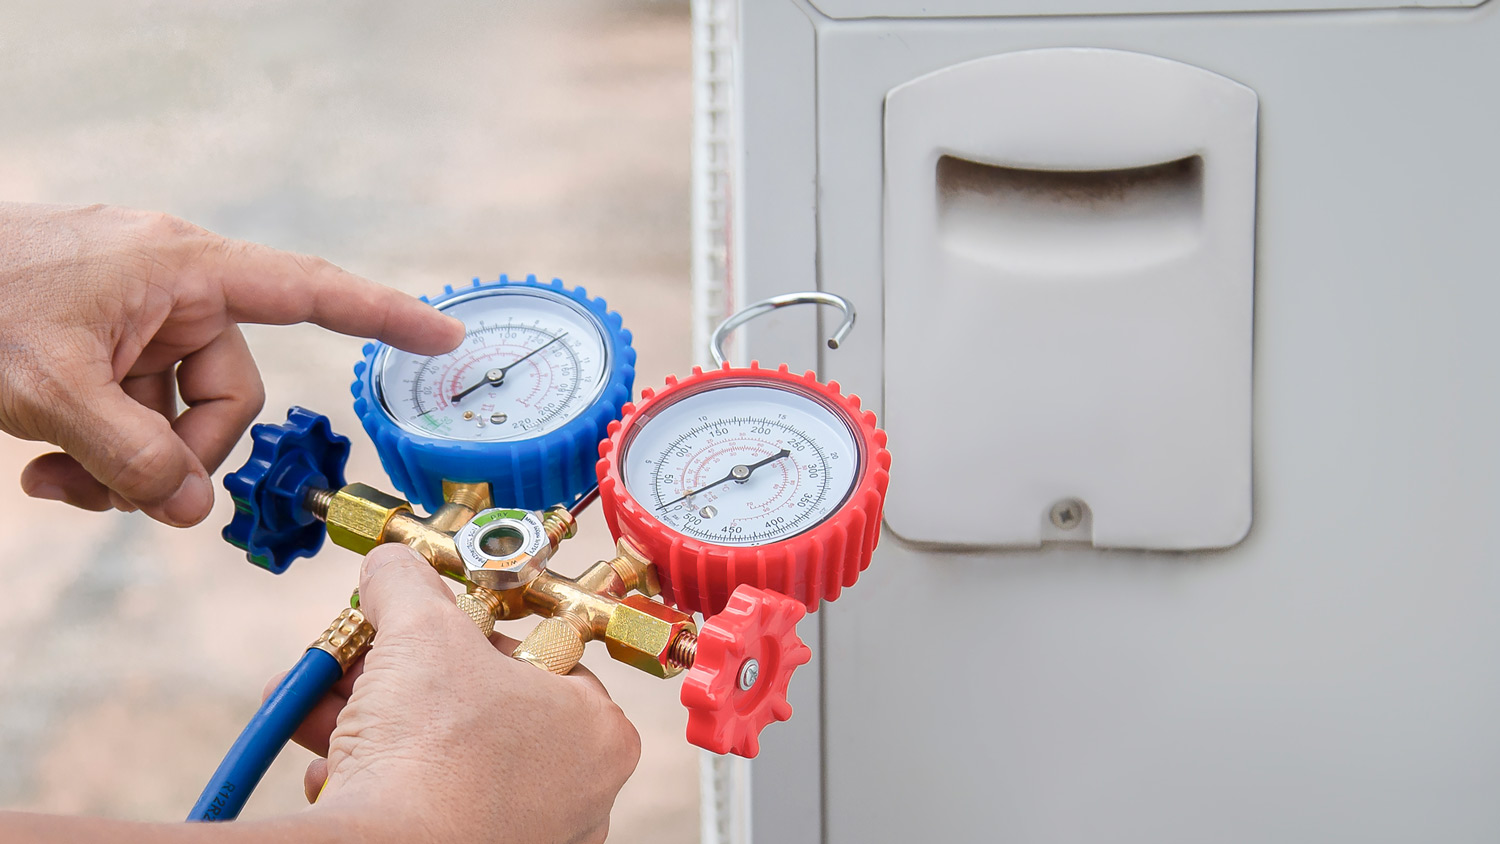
[
  {"left": 808, "top": 0, "right": 1485, "bottom": 18},
  {"left": 884, "top": 48, "right": 1257, "bottom": 550},
  {"left": 692, "top": 0, "right": 740, "bottom": 371},
  {"left": 811, "top": 7, "right": 1500, "bottom": 843}
]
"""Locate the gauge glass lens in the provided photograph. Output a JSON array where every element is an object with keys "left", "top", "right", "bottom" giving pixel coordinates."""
[
  {"left": 376, "top": 288, "right": 610, "bottom": 442},
  {"left": 622, "top": 383, "right": 861, "bottom": 546}
]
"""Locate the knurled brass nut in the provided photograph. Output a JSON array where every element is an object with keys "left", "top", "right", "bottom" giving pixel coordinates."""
[
  {"left": 325, "top": 484, "right": 412, "bottom": 555},
  {"left": 604, "top": 595, "right": 697, "bottom": 679}
]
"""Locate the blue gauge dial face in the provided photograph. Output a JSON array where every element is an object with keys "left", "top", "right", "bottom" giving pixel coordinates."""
[{"left": 374, "top": 288, "right": 611, "bottom": 442}]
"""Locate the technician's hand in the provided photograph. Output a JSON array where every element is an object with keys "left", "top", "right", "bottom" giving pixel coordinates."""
[
  {"left": 277, "top": 545, "right": 641, "bottom": 844},
  {"left": 0, "top": 202, "right": 463, "bottom": 527}
]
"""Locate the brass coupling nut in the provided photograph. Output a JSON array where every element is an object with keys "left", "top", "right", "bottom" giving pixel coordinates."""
[
  {"left": 310, "top": 607, "right": 374, "bottom": 670},
  {"left": 325, "top": 484, "right": 412, "bottom": 555},
  {"left": 604, "top": 595, "right": 697, "bottom": 679}
]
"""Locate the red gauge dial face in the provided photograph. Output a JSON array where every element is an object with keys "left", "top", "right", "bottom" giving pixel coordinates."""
[{"left": 619, "top": 382, "right": 861, "bottom": 546}]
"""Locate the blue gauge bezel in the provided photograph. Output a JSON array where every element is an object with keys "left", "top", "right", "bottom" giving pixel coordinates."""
[{"left": 352, "top": 275, "right": 635, "bottom": 513}]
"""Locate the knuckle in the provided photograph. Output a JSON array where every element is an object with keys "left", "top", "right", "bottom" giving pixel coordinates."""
[
  {"left": 615, "top": 715, "right": 643, "bottom": 771},
  {"left": 292, "top": 252, "right": 336, "bottom": 278},
  {"left": 209, "top": 234, "right": 248, "bottom": 263},
  {"left": 579, "top": 693, "right": 640, "bottom": 777},
  {"left": 0, "top": 362, "right": 52, "bottom": 435},
  {"left": 240, "top": 372, "right": 267, "bottom": 421},
  {"left": 143, "top": 210, "right": 202, "bottom": 240},
  {"left": 105, "top": 435, "right": 182, "bottom": 500},
  {"left": 247, "top": 386, "right": 267, "bottom": 419}
]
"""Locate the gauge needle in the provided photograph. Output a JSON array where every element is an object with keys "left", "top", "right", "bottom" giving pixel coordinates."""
[
  {"left": 451, "top": 332, "right": 569, "bottom": 404},
  {"left": 657, "top": 448, "right": 791, "bottom": 511}
]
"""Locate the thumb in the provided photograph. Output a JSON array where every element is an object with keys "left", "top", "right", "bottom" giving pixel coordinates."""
[
  {"left": 358, "top": 544, "right": 465, "bottom": 640},
  {"left": 45, "top": 380, "right": 212, "bottom": 526}
]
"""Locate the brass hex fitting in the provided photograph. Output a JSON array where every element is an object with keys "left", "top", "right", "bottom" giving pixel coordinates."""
[
  {"left": 325, "top": 484, "right": 412, "bottom": 555},
  {"left": 604, "top": 595, "right": 697, "bottom": 679}
]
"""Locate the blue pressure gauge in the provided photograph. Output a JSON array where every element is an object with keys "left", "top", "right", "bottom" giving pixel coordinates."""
[{"left": 352, "top": 275, "right": 634, "bottom": 512}]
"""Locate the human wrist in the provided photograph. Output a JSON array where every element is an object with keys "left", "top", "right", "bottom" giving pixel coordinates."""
[
  {"left": 294, "top": 790, "right": 457, "bottom": 844},
  {"left": 193, "top": 806, "right": 397, "bottom": 844}
]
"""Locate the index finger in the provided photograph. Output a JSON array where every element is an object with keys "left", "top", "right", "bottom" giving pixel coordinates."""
[{"left": 210, "top": 238, "right": 465, "bottom": 356}]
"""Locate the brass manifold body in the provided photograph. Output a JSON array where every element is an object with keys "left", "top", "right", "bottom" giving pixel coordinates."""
[{"left": 304, "top": 480, "right": 701, "bottom": 679}]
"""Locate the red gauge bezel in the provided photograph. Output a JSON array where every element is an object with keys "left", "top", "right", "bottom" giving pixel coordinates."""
[{"left": 597, "top": 362, "right": 891, "bottom": 616}]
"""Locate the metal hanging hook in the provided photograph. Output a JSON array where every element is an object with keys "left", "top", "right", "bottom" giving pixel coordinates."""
[{"left": 709, "top": 291, "right": 857, "bottom": 367}]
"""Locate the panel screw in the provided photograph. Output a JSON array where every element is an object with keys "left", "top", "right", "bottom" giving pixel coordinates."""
[
  {"left": 737, "top": 658, "right": 760, "bottom": 691},
  {"left": 1050, "top": 499, "right": 1084, "bottom": 530}
]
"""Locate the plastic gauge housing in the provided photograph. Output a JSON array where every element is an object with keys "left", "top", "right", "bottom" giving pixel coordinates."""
[
  {"left": 353, "top": 275, "right": 635, "bottom": 512},
  {"left": 597, "top": 362, "right": 891, "bottom": 616}
]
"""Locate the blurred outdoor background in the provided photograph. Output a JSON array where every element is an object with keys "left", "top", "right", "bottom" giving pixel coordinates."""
[{"left": 0, "top": 1, "right": 697, "bottom": 840}]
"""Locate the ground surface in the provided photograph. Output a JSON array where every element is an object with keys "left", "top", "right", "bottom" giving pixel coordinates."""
[{"left": 0, "top": 2, "right": 698, "bottom": 839}]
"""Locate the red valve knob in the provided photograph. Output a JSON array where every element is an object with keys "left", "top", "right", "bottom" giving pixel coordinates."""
[{"left": 681, "top": 584, "right": 813, "bottom": 758}]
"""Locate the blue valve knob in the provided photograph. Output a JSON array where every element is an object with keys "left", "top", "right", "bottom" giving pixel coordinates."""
[{"left": 222, "top": 407, "right": 351, "bottom": 573}]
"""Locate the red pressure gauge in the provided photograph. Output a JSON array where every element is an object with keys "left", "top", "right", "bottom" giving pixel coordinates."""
[
  {"left": 597, "top": 293, "right": 890, "bottom": 756},
  {"left": 597, "top": 362, "right": 891, "bottom": 616}
]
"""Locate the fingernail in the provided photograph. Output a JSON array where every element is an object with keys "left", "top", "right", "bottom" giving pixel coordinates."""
[
  {"left": 163, "top": 473, "right": 213, "bottom": 526},
  {"left": 26, "top": 483, "right": 67, "bottom": 502}
]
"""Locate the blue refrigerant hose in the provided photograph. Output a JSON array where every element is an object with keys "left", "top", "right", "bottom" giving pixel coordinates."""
[{"left": 188, "top": 647, "right": 343, "bottom": 822}]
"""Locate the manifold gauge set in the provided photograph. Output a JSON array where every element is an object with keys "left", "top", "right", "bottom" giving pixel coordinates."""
[{"left": 192, "top": 275, "right": 890, "bottom": 822}]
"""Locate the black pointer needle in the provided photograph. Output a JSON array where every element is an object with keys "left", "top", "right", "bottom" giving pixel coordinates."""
[
  {"left": 451, "top": 332, "right": 569, "bottom": 404},
  {"left": 656, "top": 448, "right": 792, "bottom": 511}
]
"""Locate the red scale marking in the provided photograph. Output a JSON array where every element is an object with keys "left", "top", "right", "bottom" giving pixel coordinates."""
[
  {"left": 435, "top": 342, "right": 535, "bottom": 410},
  {"left": 435, "top": 340, "right": 566, "bottom": 412},
  {"left": 736, "top": 461, "right": 798, "bottom": 519},
  {"left": 515, "top": 355, "right": 561, "bottom": 409},
  {"left": 672, "top": 438, "right": 799, "bottom": 520}
]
